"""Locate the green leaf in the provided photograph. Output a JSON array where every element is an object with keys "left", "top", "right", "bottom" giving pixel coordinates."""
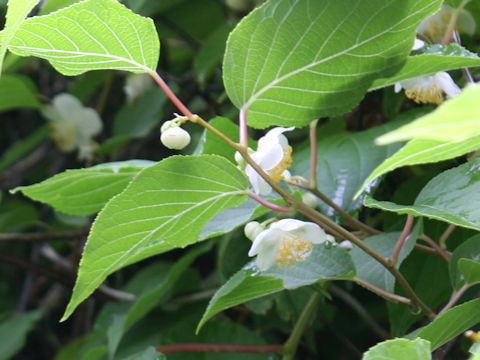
[
  {"left": 198, "top": 244, "right": 354, "bottom": 331},
  {"left": 38, "top": 0, "right": 81, "bottom": 14},
  {"left": 351, "top": 224, "right": 419, "bottom": 293},
  {"left": 12, "top": 160, "right": 154, "bottom": 216},
  {"left": 449, "top": 235, "right": 480, "bottom": 289},
  {"left": 8, "top": 0, "right": 159, "bottom": 75},
  {"left": 370, "top": 44, "right": 480, "bottom": 91},
  {"left": 364, "top": 158, "right": 480, "bottom": 231},
  {"left": 195, "top": 117, "right": 241, "bottom": 163},
  {"left": 417, "top": 298, "right": 480, "bottom": 350},
  {"left": 458, "top": 258, "right": 480, "bottom": 286},
  {"left": 355, "top": 134, "right": 480, "bottom": 198},
  {"left": 0, "top": 125, "right": 50, "bottom": 172},
  {"left": 113, "top": 88, "right": 167, "bottom": 139},
  {"left": 363, "top": 338, "right": 431, "bottom": 360},
  {"left": 223, "top": 0, "right": 441, "bottom": 128},
  {"left": 119, "top": 347, "right": 162, "bottom": 360},
  {"left": 291, "top": 114, "right": 416, "bottom": 216},
  {"left": 376, "top": 85, "right": 480, "bottom": 145},
  {"left": 106, "top": 244, "right": 210, "bottom": 358},
  {"left": 0, "top": 310, "right": 42, "bottom": 360},
  {"left": 62, "top": 155, "right": 249, "bottom": 321},
  {"left": 0, "top": 0, "right": 40, "bottom": 73},
  {"left": 0, "top": 74, "right": 43, "bottom": 111},
  {"left": 0, "top": 196, "right": 39, "bottom": 232}
]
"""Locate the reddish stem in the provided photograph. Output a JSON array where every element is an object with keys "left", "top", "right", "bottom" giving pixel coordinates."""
[
  {"left": 247, "top": 191, "right": 292, "bottom": 213},
  {"left": 156, "top": 343, "right": 283, "bottom": 354},
  {"left": 392, "top": 215, "right": 414, "bottom": 264},
  {"left": 149, "top": 71, "right": 194, "bottom": 119},
  {"left": 239, "top": 107, "right": 248, "bottom": 147},
  {"left": 418, "top": 235, "right": 451, "bottom": 262}
]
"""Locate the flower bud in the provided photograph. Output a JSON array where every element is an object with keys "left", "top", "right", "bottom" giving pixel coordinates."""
[
  {"left": 244, "top": 221, "right": 265, "bottom": 241},
  {"left": 339, "top": 240, "right": 353, "bottom": 250},
  {"left": 302, "top": 192, "right": 318, "bottom": 208},
  {"left": 160, "top": 127, "right": 191, "bottom": 150}
]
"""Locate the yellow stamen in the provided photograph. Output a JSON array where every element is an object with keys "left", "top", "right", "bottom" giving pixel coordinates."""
[
  {"left": 405, "top": 86, "right": 445, "bottom": 105},
  {"left": 268, "top": 146, "right": 293, "bottom": 182},
  {"left": 275, "top": 235, "right": 313, "bottom": 268}
]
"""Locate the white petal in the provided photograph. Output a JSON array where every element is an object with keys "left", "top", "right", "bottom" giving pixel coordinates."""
[
  {"left": 293, "top": 222, "right": 328, "bottom": 245},
  {"left": 245, "top": 165, "right": 272, "bottom": 195},
  {"left": 412, "top": 38, "right": 425, "bottom": 50},
  {"left": 248, "top": 228, "right": 277, "bottom": 256},
  {"left": 258, "top": 127, "right": 294, "bottom": 148},
  {"left": 270, "top": 218, "right": 306, "bottom": 232},
  {"left": 435, "top": 72, "right": 461, "bottom": 98},
  {"left": 252, "top": 142, "right": 284, "bottom": 170},
  {"left": 394, "top": 82, "right": 403, "bottom": 93}
]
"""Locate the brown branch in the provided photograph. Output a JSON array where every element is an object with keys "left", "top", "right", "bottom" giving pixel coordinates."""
[
  {"left": 156, "top": 343, "right": 283, "bottom": 354},
  {"left": 392, "top": 215, "right": 414, "bottom": 264},
  {"left": 0, "top": 228, "right": 88, "bottom": 242},
  {"left": 418, "top": 235, "right": 451, "bottom": 262}
]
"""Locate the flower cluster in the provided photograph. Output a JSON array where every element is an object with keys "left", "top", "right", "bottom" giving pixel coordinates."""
[
  {"left": 42, "top": 94, "right": 102, "bottom": 160},
  {"left": 247, "top": 219, "right": 331, "bottom": 271}
]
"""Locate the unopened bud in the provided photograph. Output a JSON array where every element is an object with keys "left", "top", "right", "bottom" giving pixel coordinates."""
[
  {"left": 160, "top": 127, "right": 191, "bottom": 150},
  {"left": 339, "top": 240, "right": 353, "bottom": 250},
  {"left": 302, "top": 192, "right": 318, "bottom": 208},
  {"left": 244, "top": 221, "right": 265, "bottom": 241}
]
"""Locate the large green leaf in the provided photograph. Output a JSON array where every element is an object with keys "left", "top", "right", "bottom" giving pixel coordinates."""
[
  {"left": 355, "top": 134, "right": 480, "bottom": 198},
  {"left": 458, "top": 258, "right": 480, "bottom": 286},
  {"left": 370, "top": 44, "right": 480, "bottom": 91},
  {"left": 364, "top": 158, "right": 480, "bottom": 231},
  {"left": 449, "top": 235, "right": 480, "bottom": 289},
  {"left": 291, "top": 114, "right": 417, "bottom": 216},
  {"left": 0, "top": 74, "right": 42, "bottom": 111},
  {"left": 12, "top": 160, "right": 154, "bottom": 216},
  {"left": 8, "top": 0, "right": 159, "bottom": 75},
  {"left": 0, "top": 0, "right": 40, "bottom": 72},
  {"left": 62, "top": 155, "right": 249, "bottom": 321},
  {"left": 223, "top": 0, "right": 441, "bottom": 128},
  {"left": 0, "top": 310, "right": 42, "bottom": 360},
  {"left": 198, "top": 244, "right": 354, "bottom": 331},
  {"left": 377, "top": 85, "right": 480, "bottom": 145},
  {"left": 351, "top": 224, "right": 419, "bottom": 293},
  {"left": 417, "top": 298, "right": 480, "bottom": 350},
  {"left": 362, "top": 338, "right": 431, "bottom": 360}
]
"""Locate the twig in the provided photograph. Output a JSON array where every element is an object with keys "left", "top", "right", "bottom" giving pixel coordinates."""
[
  {"left": 329, "top": 285, "right": 390, "bottom": 340},
  {"left": 309, "top": 120, "right": 319, "bottom": 189},
  {"left": 355, "top": 278, "right": 411, "bottom": 304},
  {"left": 392, "top": 215, "right": 414, "bottom": 264},
  {"left": 418, "top": 235, "right": 451, "bottom": 262},
  {"left": 286, "top": 180, "right": 380, "bottom": 236},
  {"left": 437, "top": 284, "right": 470, "bottom": 316},
  {"left": 0, "top": 228, "right": 89, "bottom": 242},
  {"left": 439, "top": 224, "right": 456, "bottom": 250},
  {"left": 282, "top": 292, "right": 322, "bottom": 360},
  {"left": 156, "top": 344, "right": 283, "bottom": 354},
  {"left": 246, "top": 191, "right": 292, "bottom": 213}
]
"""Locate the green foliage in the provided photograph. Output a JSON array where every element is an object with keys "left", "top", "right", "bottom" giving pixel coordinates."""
[
  {"left": 0, "top": 310, "right": 42, "bottom": 360},
  {"left": 417, "top": 298, "right": 480, "bottom": 350},
  {"left": 363, "top": 338, "right": 431, "bottom": 360},
  {"left": 450, "top": 235, "right": 480, "bottom": 289},
  {"left": 62, "top": 155, "right": 249, "bottom": 321},
  {"left": 370, "top": 44, "right": 480, "bottom": 90},
  {"left": 12, "top": 160, "right": 154, "bottom": 216},
  {"left": 7, "top": 0, "right": 159, "bottom": 75},
  {"left": 223, "top": 0, "right": 441, "bottom": 128},
  {"left": 376, "top": 84, "right": 480, "bottom": 144},
  {"left": 0, "top": 74, "right": 42, "bottom": 111},
  {"left": 364, "top": 158, "right": 480, "bottom": 231}
]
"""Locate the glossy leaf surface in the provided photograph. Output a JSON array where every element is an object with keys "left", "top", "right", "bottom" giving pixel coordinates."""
[{"left": 223, "top": 0, "right": 441, "bottom": 128}]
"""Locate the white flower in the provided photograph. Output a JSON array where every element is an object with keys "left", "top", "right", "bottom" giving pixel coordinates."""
[
  {"left": 160, "top": 126, "right": 191, "bottom": 150},
  {"left": 245, "top": 127, "right": 294, "bottom": 196},
  {"left": 417, "top": 5, "right": 476, "bottom": 44},
  {"left": 42, "top": 94, "right": 102, "bottom": 160},
  {"left": 248, "top": 218, "right": 328, "bottom": 271},
  {"left": 412, "top": 38, "right": 425, "bottom": 50},
  {"left": 394, "top": 72, "right": 461, "bottom": 105}
]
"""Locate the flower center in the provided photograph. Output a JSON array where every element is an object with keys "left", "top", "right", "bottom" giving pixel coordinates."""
[
  {"left": 405, "top": 85, "right": 445, "bottom": 105},
  {"left": 268, "top": 146, "right": 293, "bottom": 182},
  {"left": 275, "top": 235, "right": 313, "bottom": 268}
]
